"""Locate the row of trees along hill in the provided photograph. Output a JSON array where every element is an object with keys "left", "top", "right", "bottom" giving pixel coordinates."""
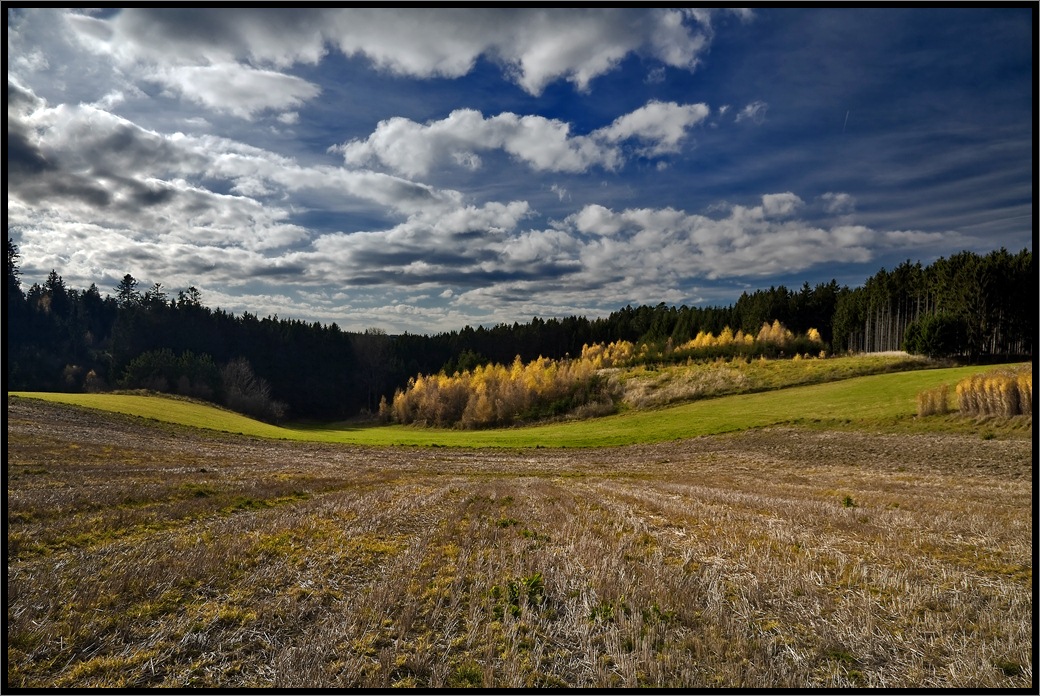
[{"left": 6, "top": 238, "right": 1033, "bottom": 421}]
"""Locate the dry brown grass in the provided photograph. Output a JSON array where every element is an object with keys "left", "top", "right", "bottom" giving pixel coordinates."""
[
  {"left": 956, "top": 365, "right": 1033, "bottom": 418},
  {"left": 916, "top": 384, "right": 950, "bottom": 417},
  {"left": 6, "top": 397, "right": 1033, "bottom": 689}
]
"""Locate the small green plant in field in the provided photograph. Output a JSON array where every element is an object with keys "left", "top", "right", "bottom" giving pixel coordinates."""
[
  {"left": 179, "top": 482, "right": 218, "bottom": 498},
  {"left": 842, "top": 495, "right": 857, "bottom": 508},
  {"left": 589, "top": 596, "right": 629, "bottom": 623},
  {"left": 641, "top": 602, "right": 677, "bottom": 625},
  {"left": 823, "top": 644, "right": 860, "bottom": 665},
  {"left": 496, "top": 517, "right": 520, "bottom": 528},
  {"left": 518, "top": 528, "right": 550, "bottom": 542},
  {"left": 491, "top": 572, "right": 545, "bottom": 619},
  {"left": 993, "top": 659, "right": 1023, "bottom": 677},
  {"left": 448, "top": 662, "right": 485, "bottom": 688}
]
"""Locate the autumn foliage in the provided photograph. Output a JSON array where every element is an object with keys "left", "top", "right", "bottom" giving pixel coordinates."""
[
  {"left": 382, "top": 355, "right": 614, "bottom": 428},
  {"left": 384, "top": 322, "right": 825, "bottom": 428}
]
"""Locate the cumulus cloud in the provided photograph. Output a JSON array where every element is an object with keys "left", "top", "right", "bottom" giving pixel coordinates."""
[
  {"left": 4, "top": 79, "right": 481, "bottom": 298},
  {"left": 308, "top": 201, "right": 533, "bottom": 283},
  {"left": 335, "top": 101, "right": 710, "bottom": 177},
  {"left": 286, "top": 192, "right": 960, "bottom": 318},
  {"left": 63, "top": 7, "right": 734, "bottom": 120},
  {"left": 335, "top": 109, "right": 609, "bottom": 177},
  {"left": 8, "top": 85, "right": 458, "bottom": 223},
  {"left": 154, "top": 64, "right": 321, "bottom": 119},
  {"left": 325, "top": 8, "right": 731, "bottom": 95},
  {"left": 554, "top": 197, "right": 958, "bottom": 287},
  {"left": 596, "top": 100, "right": 710, "bottom": 155},
  {"left": 760, "top": 192, "right": 802, "bottom": 217},
  {"left": 821, "top": 191, "right": 856, "bottom": 214}
]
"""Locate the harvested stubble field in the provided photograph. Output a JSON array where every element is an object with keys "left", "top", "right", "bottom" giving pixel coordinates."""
[{"left": 6, "top": 396, "right": 1033, "bottom": 689}]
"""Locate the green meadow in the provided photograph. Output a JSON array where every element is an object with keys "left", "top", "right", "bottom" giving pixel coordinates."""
[{"left": 11, "top": 362, "right": 1022, "bottom": 447}]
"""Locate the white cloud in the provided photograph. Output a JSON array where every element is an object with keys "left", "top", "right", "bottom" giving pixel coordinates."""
[
  {"left": 760, "top": 192, "right": 802, "bottom": 217},
  {"left": 821, "top": 192, "right": 856, "bottom": 214},
  {"left": 154, "top": 64, "right": 321, "bottom": 120},
  {"left": 596, "top": 100, "right": 710, "bottom": 155},
  {"left": 328, "top": 8, "right": 722, "bottom": 95},
  {"left": 335, "top": 109, "right": 611, "bottom": 177},
  {"left": 5, "top": 83, "right": 480, "bottom": 293},
  {"left": 14, "top": 49, "right": 50, "bottom": 72},
  {"left": 558, "top": 194, "right": 956, "bottom": 284},
  {"left": 336, "top": 101, "right": 710, "bottom": 177},
  {"left": 287, "top": 190, "right": 961, "bottom": 316},
  {"left": 571, "top": 204, "right": 625, "bottom": 237},
  {"left": 64, "top": 8, "right": 731, "bottom": 117},
  {"left": 736, "top": 100, "right": 768, "bottom": 124}
]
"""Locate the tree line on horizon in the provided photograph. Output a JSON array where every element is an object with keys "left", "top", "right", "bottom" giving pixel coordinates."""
[{"left": 5, "top": 239, "right": 1033, "bottom": 422}]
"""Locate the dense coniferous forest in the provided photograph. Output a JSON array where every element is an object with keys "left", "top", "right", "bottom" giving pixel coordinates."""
[{"left": 5, "top": 238, "right": 1033, "bottom": 421}]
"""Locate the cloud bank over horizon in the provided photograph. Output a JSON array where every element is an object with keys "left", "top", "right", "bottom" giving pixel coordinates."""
[{"left": 7, "top": 8, "right": 1032, "bottom": 334}]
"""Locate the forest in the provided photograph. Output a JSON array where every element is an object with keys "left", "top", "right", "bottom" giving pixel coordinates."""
[{"left": 5, "top": 238, "right": 1033, "bottom": 422}]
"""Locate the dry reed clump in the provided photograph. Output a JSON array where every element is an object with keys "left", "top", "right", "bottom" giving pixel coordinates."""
[
  {"left": 955, "top": 365, "right": 1032, "bottom": 418},
  {"left": 916, "top": 384, "right": 950, "bottom": 417}
]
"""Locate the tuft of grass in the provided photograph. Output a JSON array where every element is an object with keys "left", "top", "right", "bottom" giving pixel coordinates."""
[
  {"left": 916, "top": 383, "right": 950, "bottom": 417},
  {"left": 956, "top": 365, "right": 1033, "bottom": 418}
]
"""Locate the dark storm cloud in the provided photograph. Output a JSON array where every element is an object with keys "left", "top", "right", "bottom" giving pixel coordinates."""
[
  {"left": 7, "top": 130, "right": 55, "bottom": 176},
  {"left": 247, "top": 262, "right": 309, "bottom": 278}
]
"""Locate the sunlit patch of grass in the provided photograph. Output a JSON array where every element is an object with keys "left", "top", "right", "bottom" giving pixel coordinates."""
[{"left": 12, "top": 362, "right": 1025, "bottom": 447}]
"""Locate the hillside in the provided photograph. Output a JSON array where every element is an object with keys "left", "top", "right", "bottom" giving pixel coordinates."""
[{"left": 10, "top": 359, "right": 1031, "bottom": 447}]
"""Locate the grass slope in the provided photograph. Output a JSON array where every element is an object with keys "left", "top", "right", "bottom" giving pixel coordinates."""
[{"left": 10, "top": 363, "right": 1021, "bottom": 447}]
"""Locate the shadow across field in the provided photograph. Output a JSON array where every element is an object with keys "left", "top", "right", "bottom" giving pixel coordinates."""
[{"left": 6, "top": 397, "right": 1032, "bottom": 689}]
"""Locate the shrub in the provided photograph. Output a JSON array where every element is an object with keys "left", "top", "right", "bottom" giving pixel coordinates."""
[
  {"left": 221, "top": 357, "right": 287, "bottom": 423},
  {"left": 955, "top": 365, "right": 1032, "bottom": 417},
  {"left": 916, "top": 384, "right": 950, "bottom": 417}
]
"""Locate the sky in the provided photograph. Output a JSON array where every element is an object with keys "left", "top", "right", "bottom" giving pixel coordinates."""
[{"left": 6, "top": 7, "right": 1034, "bottom": 335}]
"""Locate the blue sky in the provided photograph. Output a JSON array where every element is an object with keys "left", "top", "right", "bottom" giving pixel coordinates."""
[{"left": 7, "top": 7, "right": 1033, "bottom": 334}]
